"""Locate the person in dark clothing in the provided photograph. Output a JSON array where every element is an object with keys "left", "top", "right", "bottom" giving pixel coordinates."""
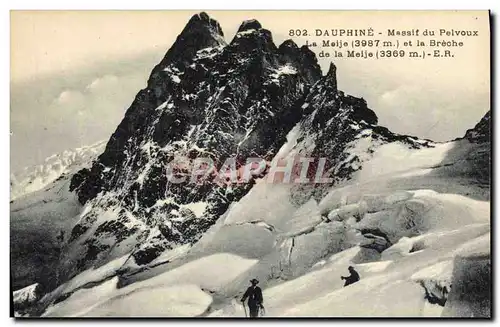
[
  {"left": 341, "top": 266, "right": 360, "bottom": 287},
  {"left": 241, "top": 278, "right": 264, "bottom": 318}
]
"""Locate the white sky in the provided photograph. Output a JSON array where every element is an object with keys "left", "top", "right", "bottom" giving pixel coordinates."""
[{"left": 10, "top": 10, "right": 490, "bottom": 170}]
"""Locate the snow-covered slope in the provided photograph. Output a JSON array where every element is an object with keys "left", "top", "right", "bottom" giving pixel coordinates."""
[
  {"left": 10, "top": 140, "right": 106, "bottom": 292},
  {"left": 35, "top": 106, "right": 490, "bottom": 318},
  {"left": 42, "top": 253, "right": 256, "bottom": 317},
  {"left": 10, "top": 140, "right": 105, "bottom": 200},
  {"left": 11, "top": 12, "right": 490, "bottom": 318},
  {"left": 11, "top": 172, "right": 84, "bottom": 293}
]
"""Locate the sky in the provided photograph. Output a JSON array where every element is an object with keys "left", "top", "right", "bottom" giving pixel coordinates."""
[{"left": 10, "top": 10, "right": 490, "bottom": 171}]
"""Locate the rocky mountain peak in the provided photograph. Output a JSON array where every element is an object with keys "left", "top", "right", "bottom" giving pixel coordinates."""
[
  {"left": 64, "top": 13, "right": 413, "bottom": 284},
  {"left": 11, "top": 13, "right": 492, "bottom": 318},
  {"left": 179, "top": 12, "right": 225, "bottom": 42},
  {"left": 279, "top": 39, "right": 299, "bottom": 50},
  {"left": 187, "top": 12, "right": 224, "bottom": 34},
  {"left": 66, "top": 13, "right": 331, "bottom": 279},
  {"left": 325, "top": 62, "right": 338, "bottom": 91},
  {"left": 237, "top": 19, "right": 263, "bottom": 32},
  {"left": 465, "top": 111, "right": 490, "bottom": 143}
]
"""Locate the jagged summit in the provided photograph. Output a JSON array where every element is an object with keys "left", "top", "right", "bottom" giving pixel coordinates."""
[
  {"left": 279, "top": 39, "right": 299, "bottom": 49},
  {"left": 326, "top": 62, "right": 337, "bottom": 78},
  {"left": 324, "top": 62, "right": 338, "bottom": 91},
  {"left": 237, "top": 19, "right": 262, "bottom": 32},
  {"left": 11, "top": 13, "right": 491, "bottom": 318},
  {"left": 64, "top": 12, "right": 385, "bottom": 278},
  {"left": 66, "top": 12, "right": 327, "bottom": 279},
  {"left": 187, "top": 12, "right": 224, "bottom": 36},
  {"left": 277, "top": 41, "right": 322, "bottom": 84},
  {"left": 229, "top": 19, "right": 275, "bottom": 51},
  {"left": 230, "top": 26, "right": 275, "bottom": 54},
  {"left": 46, "top": 12, "right": 460, "bottom": 289},
  {"left": 149, "top": 12, "right": 225, "bottom": 78}
]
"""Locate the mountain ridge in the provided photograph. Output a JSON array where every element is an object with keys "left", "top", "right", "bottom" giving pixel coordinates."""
[
  {"left": 10, "top": 13, "right": 491, "bottom": 316},
  {"left": 61, "top": 12, "right": 488, "bottom": 284}
]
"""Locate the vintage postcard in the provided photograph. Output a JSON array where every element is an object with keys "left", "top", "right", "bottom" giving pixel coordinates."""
[{"left": 10, "top": 10, "right": 491, "bottom": 318}]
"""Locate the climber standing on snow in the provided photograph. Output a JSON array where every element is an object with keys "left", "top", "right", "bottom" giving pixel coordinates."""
[
  {"left": 341, "top": 266, "right": 360, "bottom": 287},
  {"left": 241, "top": 278, "right": 264, "bottom": 318}
]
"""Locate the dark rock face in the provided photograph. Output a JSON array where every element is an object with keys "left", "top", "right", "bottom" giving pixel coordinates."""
[
  {"left": 465, "top": 111, "right": 490, "bottom": 143},
  {"left": 66, "top": 13, "right": 323, "bottom": 281},
  {"left": 64, "top": 12, "right": 433, "bottom": 283},
  {"left": 442, "top": 254, "right": 491, "bottom": 317},
  {"left": 151, "top": 12, "right": 225, "bottom": 77},
  {"left": 360, "top": 233, "right": 391, "bottom": 252},
  {"left": 419, "top": 280, "right": 450, "bottom": 307}
]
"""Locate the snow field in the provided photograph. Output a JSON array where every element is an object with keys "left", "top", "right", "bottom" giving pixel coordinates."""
[{"left": 43, "top": 253, "right": 257, "bottom": 317}]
